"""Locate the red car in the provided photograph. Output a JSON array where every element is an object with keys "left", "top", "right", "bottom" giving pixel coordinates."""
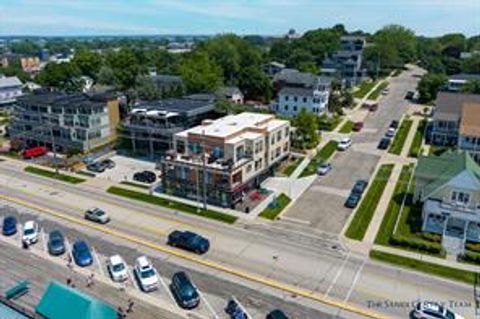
[
  {"left": 353, "top": 122, "right": 364, "bottom": 132},
  {"left": 23, "top": 146, "right": 48, "bottom": 159},
  {"left": 369, "top": 103, "right": 379, "bottom": 112}
]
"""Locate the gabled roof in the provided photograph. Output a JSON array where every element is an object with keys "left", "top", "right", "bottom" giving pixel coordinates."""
[
  {"left": 36, "top": 281, "right": 117, "bottom": 319},
  {"left": 217, "top": 86, "right": 242, "bottom": 97},
  {"left": 415, "top": 151, "right": 480, "bottom": 199},
  {"left": 433, "top": 92, "right": 480, "bottom": 122},
  {"left": 0, "top": 76, "right": 22, "bottom": 89},
  {"left": 460, "top": 102, "right": 480, "bottom": 136}
]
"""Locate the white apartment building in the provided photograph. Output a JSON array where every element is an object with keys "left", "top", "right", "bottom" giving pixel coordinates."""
[
  {"left": 275, "top": 84, "right": 330, "bottom": 117},
  {"left": 0, "top": 76, "right": 22, "bottom": 106}
]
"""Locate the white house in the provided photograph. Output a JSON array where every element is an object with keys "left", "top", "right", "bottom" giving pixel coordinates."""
[
  {"left": 217, "top": 87, "right": 244, "bottom": 104},
  {"left": 274, "top": 78, "right": 331, "bottom": 117},
  {"left": 0, "top": 76, "right": 23, "bottom": 106}
]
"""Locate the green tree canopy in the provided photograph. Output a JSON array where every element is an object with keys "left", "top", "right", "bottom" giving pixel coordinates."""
[
  {"left": 417, "top": 73, "right": 447, "bottom": 104},
  {"left": 292, "top": 109, "right": 319, "bottom": 149},
  {"left": 179, "top": 51, "right": 223, "bottom": 93},
  {"left": 237, "top": 65, "right": 272, "bottom": 102}
]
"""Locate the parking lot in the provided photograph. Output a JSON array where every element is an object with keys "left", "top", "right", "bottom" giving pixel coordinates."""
[{"left": 87, "top": 155, "right": 160, "bottom": 184}]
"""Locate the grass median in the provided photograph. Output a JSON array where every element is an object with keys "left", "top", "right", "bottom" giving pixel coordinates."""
[
  {"left": 282, "top": 157, "right": 303, "bottom": 177},
  {"left": 345, "top": 164, "right": 394, "bottom": 241},
  {"left": 299, "top": 140, "right": 338, "bottom": 177},
  {"left": 370, "top": 250, "right": 479, "bottom": 285},
  {"left": 339, "top": 120, "right": 354, "bottom": 134},
  {"left": 353, "top": 80, "right": 379, "bottom": 99},
  {"left": 119, "top": 180, "right": 150, "bottom": 190},
  {"left": 366, "top": 81, "right": 388, "bottom": 100},
  {"left": 388, "top": 119, "right": 413, "bottom": 155},
  {"left": 408, "top": 119, "right": 427, "bottom": 158},
  {"left": 24, "top": 166, "right": 86, "bottom": 184},
  {"left": 107, "top": 186, "right": 238, "bottom": 224},
  {"left": 259, "top": 193, "right": 291, "bottom": 220}
]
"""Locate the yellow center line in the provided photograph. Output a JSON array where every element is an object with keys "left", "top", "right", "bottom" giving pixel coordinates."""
[{"left": 0, "top": 193, "right": 389, "bottom": 319}]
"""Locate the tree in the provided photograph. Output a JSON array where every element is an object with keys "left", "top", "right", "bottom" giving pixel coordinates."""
[
  {"left": 36, "top": 62, "right": 82, "bottom": 91},
  {"left": 105, "top": 48, "right": 141, "bottom": 90},
  {"left": 237, "top": 65, "right": 272, "bottom": 102},
  {"left": 179, "top": 51, "right": 222, "bottom": 93},
  {"left": 462, "top": 55, "right": 480, "bottom": 74},
  {"left": 136, "top": 76, "right": 160, "bottom": 101},
  {"left": 292, "top": 109, "right": 319, "bottom": 149},
  {"left": 0, "top": 65, "right": 31, "bottom": 82},
  {"left": 417, "top": 73, "right": 447, "bottom": 104},
  {"left": 462, "top": 80, "right": 480, "bottom": 94},
  {"left": 72, "top": 50, "right": 102, "bottom": 79},
  {"left": 96, "top": 66, "right": 116, "bottom": 85}
]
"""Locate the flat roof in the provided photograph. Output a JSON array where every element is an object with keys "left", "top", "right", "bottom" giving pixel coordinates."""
[{"left": 135, "top": 94, "right": 215, "bottom": 117}]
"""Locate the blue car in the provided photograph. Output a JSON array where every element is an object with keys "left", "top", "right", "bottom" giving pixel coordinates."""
[
  {"left": 72, "top": 240, "right": 93, "bottom": 267},
  {"left": 2, "top": 216, "right": 17, "bottom": 236},
  {"left": 167, "top": 230, "right": 210, "bottom": 254},
  {"left": 48, "top": 230, "right": 66, "bottom": 256}
]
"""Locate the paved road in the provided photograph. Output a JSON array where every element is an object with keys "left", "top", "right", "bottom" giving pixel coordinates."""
[
  {"left": 0, "top": 160, "right": 476, "bottom": 318},
  {"left": 285, "top": 66, "right": 426, "bottom": 234}
]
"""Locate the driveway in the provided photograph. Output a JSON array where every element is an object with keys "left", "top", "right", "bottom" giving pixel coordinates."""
[{"left": 283, "top": 66, "right": 425, "bottom": 235}]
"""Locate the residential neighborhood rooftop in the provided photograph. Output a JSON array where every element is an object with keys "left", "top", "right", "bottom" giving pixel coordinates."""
[
  {"left": 134, "top": 94, "right": 215, "bottom": 116},
  {"left": 0, "top": 76, "right": 22, "bottom": 89},
  {"left": 433, "top": 92, "right": 480, "bottom": 122},
  {"left": 460, "top": 102, "right": 480, "bottom": 136}
]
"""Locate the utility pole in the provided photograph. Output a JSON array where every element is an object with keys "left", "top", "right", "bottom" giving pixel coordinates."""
[{"left": 202, "top": 129, "right": 207, "bottom": 211}]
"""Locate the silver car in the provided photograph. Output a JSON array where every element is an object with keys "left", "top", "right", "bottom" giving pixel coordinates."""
[
  {"left": 84, "top": 207, "right": 110, "bottom": 224},
  {"left": 413, "top": 301, "right": 464, "bottom": 319}
]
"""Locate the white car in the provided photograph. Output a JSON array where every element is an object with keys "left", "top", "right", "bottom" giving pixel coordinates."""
[
  {"left": 413, "top": 301, "right": 464, "bottom": 319},
  {"left": 386, "top": 127, "right": 396, "bottom": 138},
  {"left": 134, "top": 256, "right": 159, "bottom": 292},
  {"left": 317, "top": 162, "right": 332, "bottom": 175},
  {"left": 84, "top": 207, "right": 110, "bottom": 224},
  {"left": 22, "top": 220, "right": 39, "bottom": 245},
  {"left": 337, "top": 137, "right": 352, "bottom": 151},
  {"left": 107, "top": 255, "right": 129, "bottom": 282}
]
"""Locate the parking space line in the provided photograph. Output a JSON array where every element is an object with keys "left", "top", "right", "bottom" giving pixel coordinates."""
[
  {"left": 128, "top": 268, "right": 139, "bottom": 291},
  {"left": 65, "top": 237, "right": 74, "bottom": 266},
  {"left": 17, "top": 223, "right": 22, "bottom": 247},
  {"left": 91, "top": 246, "right": 105, "bottom": 277},
  {"left": 324, "top": 251, "right": 351, "bottom": 298},
  {"left": 42, "top": 228, "right": 47, "bottom": 253},
  {"left": 157, "top": 271, "right": 176, "bottom": 305},
  {"left": 196, "top": 286, "right": 219, "bottom": 319}
]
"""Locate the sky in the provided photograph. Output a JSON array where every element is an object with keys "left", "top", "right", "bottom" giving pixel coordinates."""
[{"left": 0, "top": 0, "right": 479, "bottom": 37}]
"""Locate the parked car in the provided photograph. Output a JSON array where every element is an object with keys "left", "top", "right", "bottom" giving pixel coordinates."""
[
  {"left": 381, "top": 88, "right": 390, "bottom": 95},
  {"left": 266, "top": 310, "right": 289, "bottom": 319},
  {"left": 72, "top": 240, "right": 93, "bottom": 267},
  {"left": 405, "top": 90, "right": 415, "bottom": 100},
  {"left": 352, "top": 180, "right": 368, "bottom": 195},
  {"left": 225, "top": 298, "right": 248, "bottom": 319},
  {"left": 317, "top": 162, "right": 332, "bottom": 175},
  {"left": 134, "top": 256, "right": 159, "bottom": 292},
  {"left": 84, "top": 207, "right": 110, "bottom": 224},
  {"left": 369, "top": 103, "right": 378, "bottom": 112},
  {"left": 167, "top": 230, "right": 210, "bottom": 254},
  {"left": 386, "top": 127, "right": 396, "bottom": 138},
  {"left": 389, "top": 120, "right": 399, "bottom": 129},
  {"left": 412, "top": 301, "right": 464, "bottom": 319},
  {"left": 353, "top": 122, "right": 364, "bottom": 132},
  {"left": 133, "top": 171, "right": 157, "bottom": 184},
  {"left": 2, "top": 216, "right": 17, "bottom": 236},
  {"left": 22, "top": 146, "right": 48, "bottom": 159},
  {"left": 47, "top": 230, "right": 65, "bottom": 256},
  {"left": 345, "top": 193, "right": 361, "bottom": 209},
  {"left": 87, "top": 162, "right": 106, "bottom": 173},
  {"left": 22, "top": 220, "right": 39, "bottom": 245},
  {"left": 101, "top": 159, "right": 116, "bottom": 169},
  {"left": 107, "top": 255, "right": 129, "bottom": 282},
  {"left": 337, "top": 137, "right": 352, "bottom": 151},
  {"left": 170, "top": 271, "right": 200, "bottom": 309},
  {"left": 378, "top": 138, "right": 391, "bottom": 150}
]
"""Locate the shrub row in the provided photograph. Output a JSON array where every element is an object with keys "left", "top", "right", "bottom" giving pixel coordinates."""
[{"left": 389, "top": 235, "right": 444, "bottom": 255}]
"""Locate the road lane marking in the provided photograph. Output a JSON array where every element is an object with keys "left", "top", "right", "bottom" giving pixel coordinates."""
[
  {"left": 324, "top": 251, "right": 351, "bottom": 298},
  {"left": 343, "top": 257, "right": 367, "bottom": 304},
  {"left": 156, "top": 269, "right": 176, "bottom": 305},
  {"left": 195, "top": 286, "right": 219, "bottom": 319},
  {"left": 0, "top": 193, "right": 389, "bottom": 319}
]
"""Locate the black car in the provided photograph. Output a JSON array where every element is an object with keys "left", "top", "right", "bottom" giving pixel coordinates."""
[
  {"left": 389, "top": 120, "right": 399, "bottom": 129},
  {"left": 170, "top": 272, "right": 200, "bottom": 309},
  {"left": 48, "top": 230, "right": 66, "bottom": 256},
  {"left": 167, "top": 230, "right": 210, "bottom": 254},
  {"left": 87, "top": 162, "right": 107, "bottom": 173},
  {"left": 345, "top": 193, "right": 361, "bottom": 209},
  {"left": 405, "top": 91, "right": 415, "bottom": 100},
  {"left": 101, "top": 159, "right": 116, "bottom": 169},
  {"left": 266, "top": 310, "right": 289, "bottom": 319},
  {"left": 352, "top": 180, "right": 368, "bottom": 195},
  {"left": 378, "top": 138, "right": 391, "bottom": 150},
  {"left": 133, "top": 170, "right": 157, "bottom": 183}
]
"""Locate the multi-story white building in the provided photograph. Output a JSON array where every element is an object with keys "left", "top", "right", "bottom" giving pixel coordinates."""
[
  {"left": 275, "top": 84, "right": 330, "bottom": 117},
  {"left": 0, "top": 76, "right": 22, "bottom": 106},
  {"left": 161, "top": 112, "right": 290, "bottom": 208}
]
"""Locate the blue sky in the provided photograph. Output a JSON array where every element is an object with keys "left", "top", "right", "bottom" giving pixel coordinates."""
[{"left": 0, "top": 0, "right": 478, "bottom": 36}]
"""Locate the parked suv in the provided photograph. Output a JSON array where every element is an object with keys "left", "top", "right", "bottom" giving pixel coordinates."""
[
  {"left": 107, "top": 255, "right": 128, "bottom": 282},
  {"left": 337, "top": 137, "right": 352, "bottom": 151},
  {"left": 134, "top": 256, "right": 159, "bottom": 292},
  {"left": 266, "top": 310, "right": 289, "bottom": 319},
  {"left": 22, "top": 220, "right": 39, "bottom": 245},
  {"left": 352, "top": 180, "right": 368, "bottom": 195},
  {"left": 170, "top": 271, "right": 200, "bottom": 309},
  {"left": 2, "top": 216, "right": 17, "bottom": 236},
  {"left": 133, "top": 171, "right": 157, "bottom": 184},
  {"left": 72, "top": 240, "right": 93, "bottom": 267},
  {"left": 167, "top": 230, "right": 210, "bottom": 254},
  {"left": 48, "top": 230, "right": 65, "bottom": 256},
  {"left": 87, "top": 162, "right": 107, "bottom": 173}
]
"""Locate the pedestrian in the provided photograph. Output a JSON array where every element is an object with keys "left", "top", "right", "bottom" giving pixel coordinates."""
[
  {"left": 66, "top": 278, "right": 72, "bottom": 287},
  {"left": 86, "top": 273, "right": 95, "bottom": 288},
  {"left": 126, "top": 299, "right": 135, "bottom": 313},
  {"left": 117, "top": 307, "right": 126, "bottom": 319}
]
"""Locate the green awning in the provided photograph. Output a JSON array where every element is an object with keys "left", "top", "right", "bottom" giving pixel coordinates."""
[{"left": 35, "top": 281, "right": 117, "bottom": 319}]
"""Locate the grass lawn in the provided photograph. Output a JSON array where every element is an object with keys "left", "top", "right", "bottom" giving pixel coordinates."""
[
  {"left": 408, "top": 119, "right": 427, "bottom": 158},
  {"left": 339, "top": 120, "right": 354, "bottom": 134},
  {"left": 76, "top": 171, "right": 96, "bottom": 177},
  {"left": 24, "top": 166, "right": 86, "bottom": 184},
  {"left": 281, "top": 157, "right": 304, "bottom": 177},
  {"left": 429, "top": 145, "right": 454, "bottom": 156},
  {"left": 318, "top": 114, "right": 343, "bottom": 131},
  {"left": 120, "top": 180, "right": 150, "bottom": 190},
  {"left": 299, "top": 140, "right": 338, "bottom": 177},
  {"left": 367, "top": 81, "right": 389, "bottom": 100},
  {"left": 375, "top": 165, "right": 413, "bottom": 245},
  {"left": 259, "top": 194, "right": 291, "bottom": 220},
  {"left": 388, "top": 119, "right": 413, "bottom": 155},
  {"left": 353, "top": 80, "right": 379, "bottom": 99},
  {"left": 345, "top": 164, "right": 394, "bottom": 241},
  {"left": 107, "top": 186, "right": 238, "bottom": 224},
  {"left": 370, "top": 250, "right": 479, "bottom": 285}
]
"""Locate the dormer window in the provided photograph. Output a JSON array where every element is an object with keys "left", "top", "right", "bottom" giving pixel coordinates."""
[{"left": 451, "top": 191, "right": 470, "bottom": 205}]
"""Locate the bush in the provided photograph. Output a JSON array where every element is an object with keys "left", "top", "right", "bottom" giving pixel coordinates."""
[
  {"left": 466, "top": 242, "right": 480, "bottom": 253},
  {"left": 461, "top": 251, "right": 480, "bottom": 264},
  {"left": 259, "top": 194, "right": 291, "bottom": 220},
  {"left": 318, "top": 114, "right": 342, "bottom": 131},
  {"left": 389, "top": 235, "right": 443, "bottom": 255},
  {"left": 421, "top": 232, "right": 442, "bottom": 243}
]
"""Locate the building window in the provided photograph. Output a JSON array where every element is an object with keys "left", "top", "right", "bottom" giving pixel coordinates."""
[
  {"left": 294, "top": 96, "right": 298, "bottom": 102},
  {"left": 284, "top": 105, "right": 289, "bottom": 111},
  {"left": 293, "top": 106, "right": 297, "bottom": 112},
  {"left": 246, "top": 164, "right": 252, "bottom": 174},
  {"left": 285, "top": 96, "right": 289, "bottom": 101},
  {"left": 303, "top": 97, "right": 307, "bottom": 103},
  {"left": 451, "top": 191, "right": 470, "bottom": 205},
  {"left": 285, "top": 127, "right": 289, "bottom": 137}
]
